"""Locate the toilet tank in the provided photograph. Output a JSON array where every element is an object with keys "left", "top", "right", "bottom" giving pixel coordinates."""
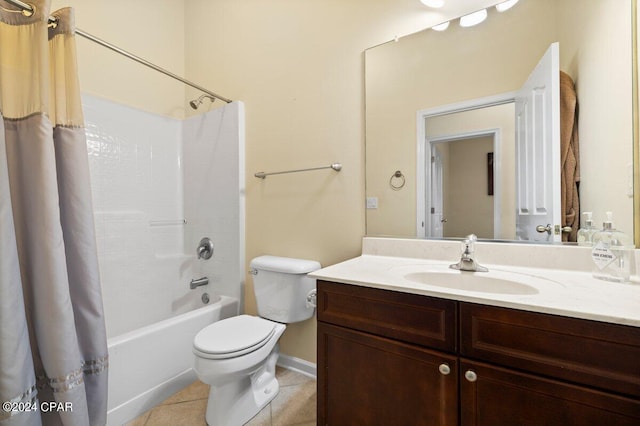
[{"left": 250, "top": 255, "right": 321, "bottom": 323}]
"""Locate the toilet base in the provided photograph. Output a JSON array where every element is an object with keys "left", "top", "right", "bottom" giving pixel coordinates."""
[{"left": 204, "top": 345, "right": 280, "bottom": 426}]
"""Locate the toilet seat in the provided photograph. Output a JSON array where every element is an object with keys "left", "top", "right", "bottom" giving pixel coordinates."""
[{"left": 194, "top": 315, "right": 277, "bottom": 360}]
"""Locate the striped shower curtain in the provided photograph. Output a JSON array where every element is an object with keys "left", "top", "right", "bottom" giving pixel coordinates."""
[{"left": 0, "top": 1, "right": 108, "bottom": 425}]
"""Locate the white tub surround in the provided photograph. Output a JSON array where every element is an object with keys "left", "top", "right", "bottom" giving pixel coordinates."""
[
  {"left": 309, "top": 237, "right": 640, "bottom": 327},
  {"left": 84, "top": 95, "right": 245, "bottom": 338}
]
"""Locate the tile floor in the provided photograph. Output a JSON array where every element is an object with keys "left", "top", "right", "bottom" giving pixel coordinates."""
[{"left": 125, "top": 367, "right": 317, "bottom": 426}]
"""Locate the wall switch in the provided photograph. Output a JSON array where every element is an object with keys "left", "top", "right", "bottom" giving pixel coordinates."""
[{"left": 366, "top": 197, "right": 378, "bottom": 209}]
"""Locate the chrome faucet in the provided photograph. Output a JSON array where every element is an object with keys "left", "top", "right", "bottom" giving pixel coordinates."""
[{"left": 449, "top": 234, "right": 488, "bottom": 272}]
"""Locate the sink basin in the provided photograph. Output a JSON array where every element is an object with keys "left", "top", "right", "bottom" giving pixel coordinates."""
[
  {"left": 404, "top": 271, "right": 538, "bottom": 295},
  {"left": 391, "top": 264, "right": 561, "bottom": 295}
]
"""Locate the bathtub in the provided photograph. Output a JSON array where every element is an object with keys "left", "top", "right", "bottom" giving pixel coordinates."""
[{"left": 106, "top": 294, "right": 239, "bottom": 426}]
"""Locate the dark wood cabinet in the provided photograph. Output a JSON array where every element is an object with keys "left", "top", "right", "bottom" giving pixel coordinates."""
[
  {"left": 318, "top": 322, "right": 458, "bottom": 425},
  {"left": 317, "top": 280, "right": 640, "bottom": 425}
]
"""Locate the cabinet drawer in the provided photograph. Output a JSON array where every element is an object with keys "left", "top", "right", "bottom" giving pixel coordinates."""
[
  {"left": 318, "top": 280, "right": 457, "bottom": 352},
  {"left": 460, "top": 303, "right": 640, "bottom": 398}
]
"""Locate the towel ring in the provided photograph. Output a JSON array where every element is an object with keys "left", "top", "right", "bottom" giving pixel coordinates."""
[{"left": 390, "top": 170, "right": 405, "bottom": 190}]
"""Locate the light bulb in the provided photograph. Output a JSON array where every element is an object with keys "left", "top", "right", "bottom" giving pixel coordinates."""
[
  {"left": 420, "top": 0, "right": 445, "bottom": 8},
  {"left": 459, "top": 9, "right": 487, "bottom": 27},
  {"left": 432, "top": 21, "right": 450, "bottom": 31},
  {"left": 496, "top": 0, "right": 519, "bottom": 12}
]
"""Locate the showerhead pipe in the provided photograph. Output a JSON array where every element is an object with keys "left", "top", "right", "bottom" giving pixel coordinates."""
[{"left": 189, "top": 94, "right": 216, "bottom": 110}]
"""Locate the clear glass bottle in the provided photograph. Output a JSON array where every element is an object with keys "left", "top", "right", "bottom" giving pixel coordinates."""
[
  {"left": 577, "top": 212, "right": 598, "bottom": 246},
  {"left": 591, "top": 212, "right": 634, "bottom": 283}
]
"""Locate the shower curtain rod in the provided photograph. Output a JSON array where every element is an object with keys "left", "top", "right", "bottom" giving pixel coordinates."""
[
  {"left": 74, "top": 30, "right": 231, "bottom": 104},
  {"left": 4, "top": 0, "right": 233, "bottom": 104}
]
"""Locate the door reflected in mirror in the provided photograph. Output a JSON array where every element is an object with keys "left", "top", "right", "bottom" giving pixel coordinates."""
[
  {"left": 432, "top": 136, "right": 497, "bottom": 239},
  {"left": 426, "top": 103, "right": 514, "bottom": 240}
]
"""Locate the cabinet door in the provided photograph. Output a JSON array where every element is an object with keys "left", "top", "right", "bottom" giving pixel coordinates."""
[
  {"left": 318, "top": 322, "right": 458, "bottom": 426},
  {"left": 460, "top": 360, "right": 640, "bottom": 425}
]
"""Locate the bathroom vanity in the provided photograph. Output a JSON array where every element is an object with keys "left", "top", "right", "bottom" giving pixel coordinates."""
[{"left": 311, "top": 238, "right": 640, "bottom": 425}]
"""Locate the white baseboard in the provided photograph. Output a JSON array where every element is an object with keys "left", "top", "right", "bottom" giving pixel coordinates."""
[{"left": 277, "top": 353, "right": 317, "bottom": 379}]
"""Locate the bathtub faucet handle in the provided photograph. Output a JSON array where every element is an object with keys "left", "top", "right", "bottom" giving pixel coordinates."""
[{"left": 197, "top": 237, "right": 214, "bottom": 260}]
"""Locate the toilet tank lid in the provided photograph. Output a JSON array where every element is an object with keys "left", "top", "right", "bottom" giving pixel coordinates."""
[{"left": 250, "top": 255, "right": 321, "bottom": 274}]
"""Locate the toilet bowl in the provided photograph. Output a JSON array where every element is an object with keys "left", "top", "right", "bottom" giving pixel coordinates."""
[
  {"left": 193, "top": 256, "right": 320, "bottom": 426},
  {"left": 194, "top": 315, "right": 286, "bottom": 426}
]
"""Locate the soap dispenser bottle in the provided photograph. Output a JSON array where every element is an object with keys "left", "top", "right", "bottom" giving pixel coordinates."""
[
  {"left": 577, "top": 212, "right": 598, "bottom": 246},
  {"left": 591, "top": 212, "right": 634, "bottom": 283}
]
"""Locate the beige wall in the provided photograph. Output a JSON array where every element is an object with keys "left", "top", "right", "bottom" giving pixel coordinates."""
[
  {"left": 51, "top": 0, "right": 186, "bottom": 118},
  {"left": 557, "top": 0, "right": 634, "bottom": 233}
]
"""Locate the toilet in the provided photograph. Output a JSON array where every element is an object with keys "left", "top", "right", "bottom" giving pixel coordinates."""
[{"left": 193, "top": 255, "right": 320, "bottom": 426}]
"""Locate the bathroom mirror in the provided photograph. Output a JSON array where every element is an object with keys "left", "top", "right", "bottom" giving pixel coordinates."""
[{"left": 365, "top": 0, "right": 637, "bottom": 244}]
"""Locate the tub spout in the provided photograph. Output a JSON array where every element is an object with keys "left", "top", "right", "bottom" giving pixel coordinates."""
[{"left": 190, "top": 277, "right": 209, "bottom": 289}]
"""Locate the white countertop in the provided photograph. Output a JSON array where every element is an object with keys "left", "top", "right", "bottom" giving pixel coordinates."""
[{"left": 310, "top": 238, "right": 640, "bottom": 327}]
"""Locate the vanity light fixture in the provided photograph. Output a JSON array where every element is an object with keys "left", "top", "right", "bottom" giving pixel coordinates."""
[
  {"left": 420, "top": 0, "right": 445, "bottom": 7},
  {"left": 459, "top": 9, "right": 488, "bottom": 27},
  {"left": 495, "top": 0, "right": 519, "bottom": 12},
  {"left": 431, "top": 21, "right": 450, "bottom": 31}
]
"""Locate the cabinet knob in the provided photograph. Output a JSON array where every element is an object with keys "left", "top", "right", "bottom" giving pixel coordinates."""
[
  {"left": 464, "top": 370, "right": 478, "bottom": 382},
  {"left": 438, "top": 363, "right": 451, "bottom": 375}
]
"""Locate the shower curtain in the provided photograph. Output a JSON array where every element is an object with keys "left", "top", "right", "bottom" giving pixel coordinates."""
[{"left": 0, "top": 1, "right": 108, "bottom": 425}]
